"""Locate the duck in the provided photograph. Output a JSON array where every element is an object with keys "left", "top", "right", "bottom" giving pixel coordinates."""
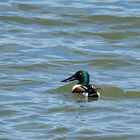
[{"left": 61, "top": 70, "right": 100, "bottom": 98}]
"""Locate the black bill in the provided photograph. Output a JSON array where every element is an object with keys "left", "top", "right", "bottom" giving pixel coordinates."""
[{"left": 61, "top": 74, "right": 76, "bottom": 82}]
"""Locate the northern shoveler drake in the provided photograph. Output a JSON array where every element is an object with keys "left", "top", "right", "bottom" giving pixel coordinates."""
[{"left": 61, "top": 70, "right": 100, "bottom": 98}]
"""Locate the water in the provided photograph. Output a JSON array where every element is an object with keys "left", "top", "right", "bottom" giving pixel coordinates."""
[{"left": 0, "top": 0, "right": 140, "bottom": 139}]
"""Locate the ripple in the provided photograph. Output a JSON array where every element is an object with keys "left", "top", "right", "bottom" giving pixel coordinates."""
[
  {"left": 16, "top": 3, "right": 41, "bottom": 11},
  {"left": 48, "top": 127, "right": 69, "bottom": 134},
  {"left": 0, "top": 15, "right": 77, "bottom": 26}
]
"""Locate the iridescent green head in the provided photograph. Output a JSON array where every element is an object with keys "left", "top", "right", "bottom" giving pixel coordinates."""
[{"left": 61, "top": 70, "right": 90, "bottom": 85}]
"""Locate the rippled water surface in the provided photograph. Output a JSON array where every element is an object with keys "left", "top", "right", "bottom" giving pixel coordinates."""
[{"left": 0, "top": 0, "right": 140, "bottom": 140}]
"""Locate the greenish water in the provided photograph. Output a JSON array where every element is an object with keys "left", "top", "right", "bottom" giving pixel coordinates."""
[{"left": 0, "top": 0, "right": 140, "bottom": 140}]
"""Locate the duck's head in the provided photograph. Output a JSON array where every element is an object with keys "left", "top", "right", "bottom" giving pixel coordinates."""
[{"left": 61, "top": 70, "right": 90, "bottom": 85}]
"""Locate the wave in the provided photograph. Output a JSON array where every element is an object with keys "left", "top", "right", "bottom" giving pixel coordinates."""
[{"left": 48, "top": 83, "right": 140, "bottom": 100}]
